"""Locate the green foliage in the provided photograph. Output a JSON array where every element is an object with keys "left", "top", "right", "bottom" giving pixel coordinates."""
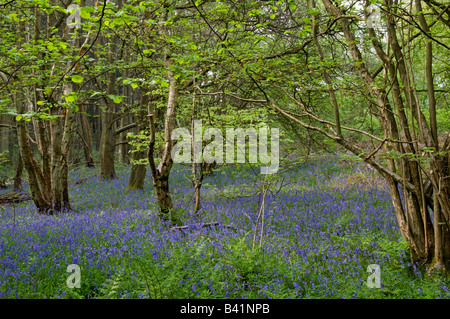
[
  {"left": 1, "top": 0, "right": 450, "bottom": 301},
  {"left": 0, "top": 151, "right": 12, "bottom": 183},
  {"left": 435, "top": 107, "right": 450, "bottom": 133},
  {"left": 0, "top": 151, "right": 8, "bottom": 166}
]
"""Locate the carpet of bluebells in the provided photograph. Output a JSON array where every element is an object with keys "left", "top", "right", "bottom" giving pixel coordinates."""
[{"left": 1, "top": 155, "right": 450, "bottom": 299}]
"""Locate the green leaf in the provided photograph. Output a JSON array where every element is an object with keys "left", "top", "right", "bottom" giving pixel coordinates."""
[
  {"left": 90, "top": 91, "right": 102, "bottom": 97},
  {"left": 65, "top": 93, "right": 77, "bottom": 103},
  {"left": 16, "top": 115, "right": 22, "bottom": 121},
  {"left": 143, "top": 49, "right": 156, "bottom": 55},
  {"left": 80, "top": 7, "right": 91, "bottom": 19},
  {"left": 71, "top": 75, "right": 84, "bottom": 84},
  {"left": 107, "top": 95, "right": 122, "bottom": 104}
]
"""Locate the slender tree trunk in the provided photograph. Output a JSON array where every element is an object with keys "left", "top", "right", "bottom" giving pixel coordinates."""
[
  {"left": 128, "top": 149, "right": 147, "bottom": 191},
  {"left": 190, "top": 86, "right": 217, "bottom": 214},
  {"left": 310, "top": 0, "right": 342, "bottom": 138},
  {"left": 99, "top": 25, "right": 122, "bottom": 179},
  {"left": 118, "top": 114, "right": 130, "bottom": 164},
  {"left": 15, "top": 92, "right": 51, "bottom": 212},
  {"left": 119, "top": 69, "right": 131, "bottom": 164},
  {"left": 99, "top": 72, "right": 117, "bottom": 179},
  {"left": 154, "top": 177, "right": 174, "bottom": 216},
  {"left": 96, "top": 105, "right": 101, "bottom": 152},
  {"left": 148, "top": 53, "right": 177, "bottom": 219},
  {"left": 100, "top": 106, "right": 117, "bottom": 179},
  {"left": 10, "top": 20, "right": 51, "bottom": 213},
  {"left": 192, "top": 162, "right": 216, "bottom": 214},
  {"left": 13, "top": 150, "right": 23, "bottom": 192},
  {"left": 0, "top": 116, "right": 9, "bottom": 161},
  {"left": 79, "top": 105, "right": 95, "bottom": 167},
  {"left": 128, "top": 92, "right": 149, "bottom": 191}
]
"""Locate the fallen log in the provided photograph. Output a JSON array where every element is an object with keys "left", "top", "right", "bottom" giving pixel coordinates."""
[
  {"left": 170, "top": 221, "right": 239, "bottom": 231},
  {"left": 0, "top": 192, "right": 31, "bottom": 205},
  {"left": 69, "top": 177, "right": 88, "bottom": 186}
]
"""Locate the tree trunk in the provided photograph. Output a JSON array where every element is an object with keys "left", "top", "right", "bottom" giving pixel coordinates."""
[
  {"left": 0, "top": 116, "right": 9, "bottom": 161},
  {"left": 154, "top": 176, "right": 174, "bottom": 216},
  {"left": 128, "top": 92, "right": 149, "bottom": 191},
  {"left": 95, "top": 105, "right": 101, "bottom": 152},
  {"left": 128, "top": 149, "right": 147, "bottom": 191},
  {"left": 15, "top": 92, "right": 51, "bottom": 213},
  {"left": 190, "top": 87, "right": 217, "bottom": 214},
  {"left": 78, "top": 105, "right": 95, "bottom": 167},
  {"left": 99, "top": 105, "right": 117, "bottom": 179},
  {"left": 192, "top": 162, "right": 216, "bottom": 214},
  {"left": 13, "top": 150, "right": 23, "bottom": 192},
  {"left": 119, "top": 71, "right": 131, "bottom": 164},
  {"left": 148, "top": 53, "right": 177, "bottom": 219},
  {"left": 7, "top": 20, "right": 51, "bottom": 213},
  {"left": 118, "top": 114, "right": 130, "bottom": 164},
  {"left": 97, "top": 25, "right": 121, "bottom": 179},
  {"left": 99, "top": 70, "right": 117, "bottom": 179}
]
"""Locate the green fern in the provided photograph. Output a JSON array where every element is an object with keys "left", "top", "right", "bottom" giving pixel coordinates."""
[{"left": 99, "top": 273, "right": 123, "bottom": 299}]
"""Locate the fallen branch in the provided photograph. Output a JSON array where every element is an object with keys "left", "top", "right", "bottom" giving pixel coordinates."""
[
  {"left": 170, "top": 221, "right": 239, "bottom": 231},
  {"left": 0, "top": 192, "right": 31, "bottom": 205},
  {"left": 69, "top": 177, "right": 88, "bottom": 186}
]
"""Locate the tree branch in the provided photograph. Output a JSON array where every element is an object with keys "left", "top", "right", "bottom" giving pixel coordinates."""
[{"left": 115, "top": 123, "right": 136, "bottom": 135}]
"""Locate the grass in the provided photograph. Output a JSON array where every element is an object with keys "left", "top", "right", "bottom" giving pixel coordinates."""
[{"left": 1, "top": 154, "right": 450, "bottom": 299}]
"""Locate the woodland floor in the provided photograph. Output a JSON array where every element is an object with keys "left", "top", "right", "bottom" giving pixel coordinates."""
[{"left": 1, "top": 155, "right": 450, "bottom": 299}]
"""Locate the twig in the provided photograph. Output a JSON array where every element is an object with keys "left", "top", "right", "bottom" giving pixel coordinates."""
[{"left": 253, "top": 174, "right": 268, "bottom": 250}]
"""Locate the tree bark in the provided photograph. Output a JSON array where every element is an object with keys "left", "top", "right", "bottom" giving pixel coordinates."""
[
  {"left": 128, "top": 92, "right": 149, "bottom": 191},
  {"left": 78, "top": 105, "right": 95, "bottom": 167},
  {"left": 118, "top": 115, "right": 130, "bottom": 164},
  {"left": 128, "top": 149, "right": 147, "bottom": 191},
  {"left": 15, "top": 92, "right": 51, "bottom": 212},
  {"left": 148, "top": 53, "right": 177, "bottom": 219},
  {"left": 99, "top": 29, "right": 119, "bottom": 179},
  {"left": 0, "top": 116, "right": 9, "bottom": 161},
  {"left": 13, "top": 150, "right": 23, "bottom": 192},
  {"left": 99, "top": 73, "right": 118, "bottom": 179}
]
